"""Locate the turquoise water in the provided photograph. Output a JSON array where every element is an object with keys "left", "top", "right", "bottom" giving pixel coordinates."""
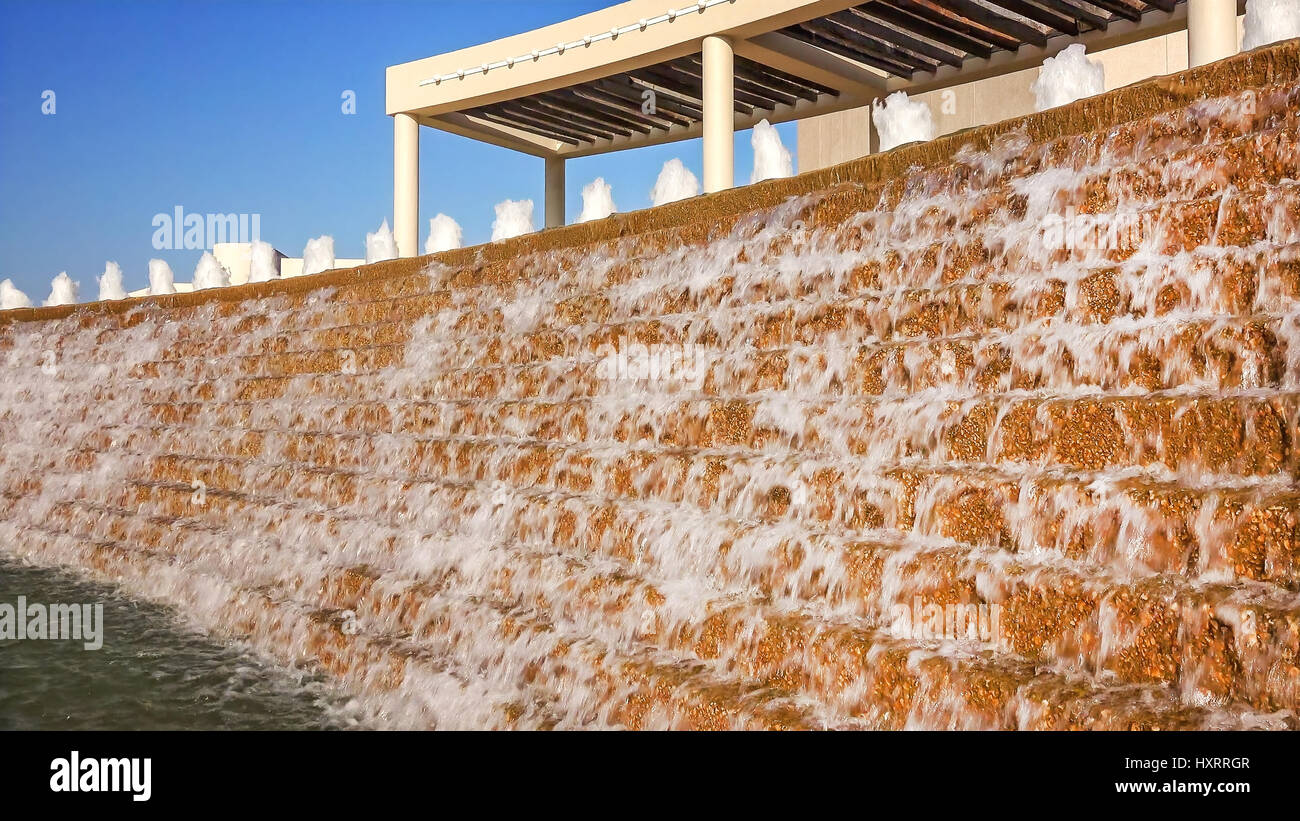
[{"left": 0, "top": 557, "right": 349, "bottom": 730}]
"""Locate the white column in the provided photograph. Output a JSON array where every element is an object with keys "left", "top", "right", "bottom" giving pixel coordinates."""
[
  {"left": 702, "top": 34, "right": 734, "bottom": 194},
  {"left": 393, "top": 112, "right": 419, "bottom": 257},
  {"left": 545, "top": 156, "right": 565, "bottom": 228},
  {"left": 1187, "top": 0, "right": 1238, "bottom": 68}
]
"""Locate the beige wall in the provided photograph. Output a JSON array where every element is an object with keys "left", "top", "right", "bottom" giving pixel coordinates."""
[{"left": 798, "top": 20, "right": 1247, "bottom": 173}]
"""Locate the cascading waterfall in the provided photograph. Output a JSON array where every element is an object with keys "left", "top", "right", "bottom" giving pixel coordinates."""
[{"left": 3, "top": 54, "right": 1300, "bottom": 730}]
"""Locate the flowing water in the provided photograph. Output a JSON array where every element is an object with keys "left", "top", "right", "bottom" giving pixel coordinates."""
[
  {"left": 3, "top": 72, "right": 1300, "bottom": 730},
  {"left": 0, "top": 558, "right": 347, "bottom": 729}
]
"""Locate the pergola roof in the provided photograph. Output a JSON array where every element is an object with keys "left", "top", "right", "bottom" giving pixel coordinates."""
[{"left": 386, "top": 0, "right": 1195, "bottom": 159}]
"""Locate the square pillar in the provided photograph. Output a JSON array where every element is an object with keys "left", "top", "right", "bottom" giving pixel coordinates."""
[
  {"left": 1188, "top": 0, "right": 1238, "bottom": 67},
  {"left": 545, "top": 156, "right": 565, "bottom": 229},
  {"left": 393, "top": 112, "right": 419, "bottom": 257},
  {"left": 702, "top": 34, "right": 734, "bottom": 194}
]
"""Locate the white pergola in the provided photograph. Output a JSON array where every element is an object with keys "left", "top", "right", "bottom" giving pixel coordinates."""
[{"left": 385, "top": 0, "right": 1242, "bottom": 257}]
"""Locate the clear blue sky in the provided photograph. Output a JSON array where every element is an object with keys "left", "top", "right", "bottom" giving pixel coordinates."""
[{"left": 0, "top": 0, "right": 798, "bottom": 298}]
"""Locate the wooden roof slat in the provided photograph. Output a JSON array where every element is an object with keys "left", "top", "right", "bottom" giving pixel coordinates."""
[
  {"left": 734, "top": 55, "right": 840, "bottom": 98},
  {"left": 572, "top": 83, "right": 685, "bottom": 129},
  {"left": 489, "top": 102, "right": 603, "bottom": 142},
  {"left": 728, "top": 57, "right": 822, "bottom": 102},
  {"left": 527, "top": 92, "right": 638, "bottom": 138},
  {"left": 801, "top": 18, "right": 938, "bottom": 72},
  {"left": 780, "top": 24, "right": 920, "bottom": 77},
  {"left": 506, "top": 99, "right": 623, "bottom": 141},
  {"left": 613, "top": 83, "right": 708, "bottom": 128},
  {"left": 1084, "top": 0, "right": 1144, "bottom": 22},
  {"left": 867, "top": 1, "right": 1003, "bottom": 56},
  {"left": 838, "top": 8, "right": 966, "bottom": 67},
  {"left": 983, "top": 0, "right": 1079, "bottom": 35},
  {"left": 545, "top": 88, "right": 656, "bottom": 134},
  {"left": 1141, "top": 0, "right": 1178, "bottom": 13},
  {"left": 1033, "top": 0, "right": 1111, "bottom": 30},
  {"left": 628, "top": 66, "right": 706, "bottom": 110},
  {"left": 930, "top": 0, "right": 1050, "bottom": 47},
  {"left": 680, "top": 56, "right": 801, "bottom": 107},
  {"left": 595, "top": 75, "right": 702, "bottom": 121},
  {"left": 730, "top": 72, "right": 802, "bottom": 107},
  {"left": 633, "top": 63, "right": 757, "bottom": 114},
  {"left": 468, "top": 108, "right": 582, "bottom": 145}
]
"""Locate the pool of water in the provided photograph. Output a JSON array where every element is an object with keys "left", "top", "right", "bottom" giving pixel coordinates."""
[{"left": 0, "top": 557, "right": 351, "bottom": 730}]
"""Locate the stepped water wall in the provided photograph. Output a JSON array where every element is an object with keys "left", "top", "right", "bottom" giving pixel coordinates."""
[{"left": 4, "top": 42, "right": 1300, "bottom": 729}]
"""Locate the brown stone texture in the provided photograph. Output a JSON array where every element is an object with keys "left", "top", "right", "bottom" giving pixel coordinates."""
[{"left": 5, "top": 41, "right": 1300, "bottom": 729}]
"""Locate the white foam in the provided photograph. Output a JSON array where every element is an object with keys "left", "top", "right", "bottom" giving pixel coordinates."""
[
  {"left": 302, "top": 235, "right": 335, "bottom": 276},
  {"left": 248, "top": 241, "right": 278, "bottom": 283},
  {"left": 0, "top": 278, "right": 32, "bottom": 309},
  {"left": 577, "top": 178, "right": 616, "bottom": 223},
  {"left": 96, "top": 262, "right": 126, "bottom": 301},
  {"left": 872, "top": 91, "right": 935, "bottom": 152},
  {"left": 425, "top": 214, "right": 463, "bottom": 253},
  {"left": 192, "top": 252, "right": 229, "bottom": 290},
  {"left": 43, "top": 272, "right": 79, "bottom": 306},
  {"left": 148, "top": 259, "right": 176, "bottom": 295},
  {"left": 750, "top": 119, "right": 793, "bottom": 184},
  {"left": 365, "top": 220, "right": 398, "bottom": 264},
  {"left": 1032, "top": 44, "right": 1104, "bottom": 111},
  {"left": 1244, "top": 0, "right": 1300, "bottom": 49},
  {"left": 491, "top": 199, "right": 534, "bottom": 241},
  {"left": 650, "top": 158, "right": 699, "bottom": 206}
]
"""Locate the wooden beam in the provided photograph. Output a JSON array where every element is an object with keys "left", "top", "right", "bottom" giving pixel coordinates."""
[
  {"left": 470, "top": 107, "right": 587, "bottom": 144},
  {"left": 1086, "top": 0, "right": 1144, "bottom": 22},
  {"left": 1034, "top": 0, "right": 1111, "bottom": 30},
  {"left": 837, "top": 8, "right": 965, "bottom": 67},
  {"left": 732, "top": 32, "right": 888, "bottom": 98},
  {"left": 633, "top": 64, "right": 758, "bottom": 114},
  {"left": 868, "top": 1, "right": 1004, "bottom": 56},
  {"left": 732, "top": 58, "right": 823, "bottom": 101},
  {"left": 545, "top": 88, "right": 653, "bottom": 134},
  {"left": 506, "top": 99, "right": 623, "bottom": 140},
  {"left": 930, "top": 0, "right": 1049, "bottom": 47},
  {"left": 571, "top": 83, "right": 682, "bottom": 129},
  {"left": 619, "top": 76, "right": 707, "bottom": 122},
  {"left": 1142, "top": 0, "right": 1178, "bottom": 13},
  {"left": 981, "top": 0, "right": 1077, "bottom": 37},
  {"left": 678, "top": 57, "right": 800, "bottom": 107},
  {"left": 801, "top": 18, "right": 937, "bottom": 72},
  {"left": 526, "top": 93, "right": 637, "bottom": 138},
  {"left": 465, "top": 109, "right": 582, "bottom": 145},
  {"left": 735, "top": 54, "right": 840, "bottom": 97},
  {"left": 790, "top": 22, "right": 921, "bottom": 76}
]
